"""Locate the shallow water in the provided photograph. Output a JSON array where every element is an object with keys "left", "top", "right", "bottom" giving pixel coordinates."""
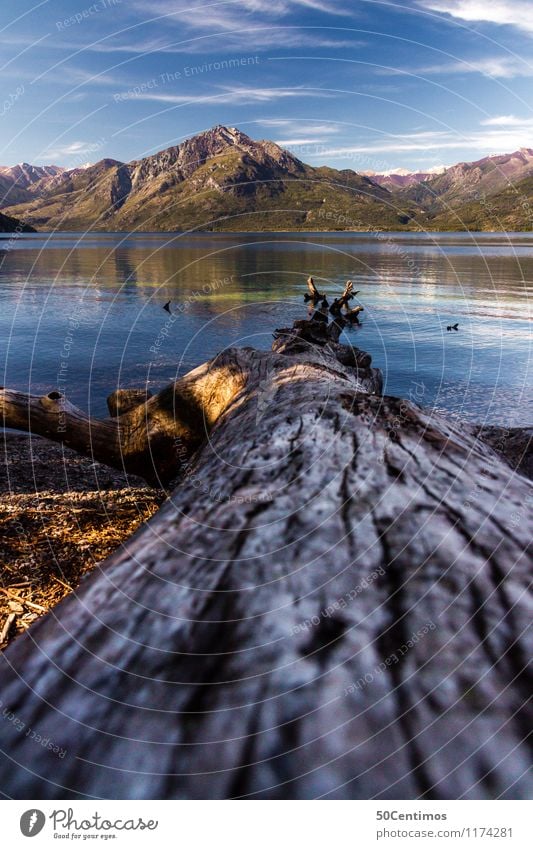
[{"left": 0, "top": 231, "right": 531, "bottom": 424}]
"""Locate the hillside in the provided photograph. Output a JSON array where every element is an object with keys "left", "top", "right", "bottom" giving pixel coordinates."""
[
  {"left": 399, "top": 148, "right": 533, "bottom": 216},
  {"left": 1, "top": 126, "right": 415, "bottom": 232},
  {"left": 429, "top": 172, "right": 533, "bottom": 231}
]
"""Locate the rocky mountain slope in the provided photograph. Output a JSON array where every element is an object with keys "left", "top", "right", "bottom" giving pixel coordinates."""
[
  {"left": 0, "top": 163, "right": 63, "bottom": 206},
  {"left": 1, "top": 126, "right": 415, "bottom": 232},
  {"left": 362, "top": 168, "right": 445, "bottom": 190},
  {"left": 429, "top": 172, "right": 533, "bottom": 231},
  {"left": 398, "top": 149, "right": 533, "bottom": 216},
  {"left": 3, "top": 131, "right": 533, "bottom": 231}
]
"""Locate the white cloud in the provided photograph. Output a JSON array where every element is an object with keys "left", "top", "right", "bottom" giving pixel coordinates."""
[
  {"left": 275, "top": 137, "right": 331, "bottom": 145},
  {"left": 256, "top": 119, "right": 339, "bottom": 136},
  {"left": 60, "top": 67, "right": 120, "bottom": 86},
  {"left": 417, "top": 0, "right": 533, "bottom": 35},
  {"left": 270, "top": 122, "right": 342, "bottom": 150},
  {"left": 482, "top": 115, "right": 533, "bottom": 127},
  {"left": 117, "top": 0, "right": 356, "bottom": 53},
  {"left": 41, "top": 140, "right": 106, "bottom": 161}
]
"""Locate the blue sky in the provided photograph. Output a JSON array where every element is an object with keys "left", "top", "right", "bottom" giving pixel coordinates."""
[{"left": 1, "top": 0, "right": 533, "bottom": 172}]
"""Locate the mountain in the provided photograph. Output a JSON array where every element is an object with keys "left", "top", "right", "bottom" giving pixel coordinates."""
[
  {"left": 0, "top": 163, "right": 64, "bottom": 206},
  {"left": 3, "top": 131, "right": 533, "bottom": 231},
  {"left": 362, "top": 167, "right": 446, "bottom": 190},
  {"left": 397, "top": 149, "right": 533, "bottom": 217},
  {"left": 0, "top": 126, "right": 415, "bottom": 231},
  {"left": 429, "top": 172, "right": 533, "bottom": 231}
]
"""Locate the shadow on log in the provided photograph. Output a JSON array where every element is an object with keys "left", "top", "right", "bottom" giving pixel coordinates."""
[{"left": 0, "top": 315, "right": 531, "bottom": 799}]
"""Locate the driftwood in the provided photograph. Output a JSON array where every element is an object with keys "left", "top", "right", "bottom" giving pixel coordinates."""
[
  {"left": 304, "top": 275, "right": 325, "bottom": 302},
  {"left": 0, "top": 316, "right": 531, "bottom": 800},
  {"left": 329, "top": 281, "right": 358, "bottom": 318},
  {"left": 343, "top": 304, "right": 364, "bottom": 322},
  {"left": 0, "top": 613, "right": 16, "bottom": 646}
]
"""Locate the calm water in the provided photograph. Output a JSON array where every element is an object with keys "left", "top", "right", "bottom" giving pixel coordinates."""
[{"left": 0, "top": 231, "right": 531, "bottom": 424}]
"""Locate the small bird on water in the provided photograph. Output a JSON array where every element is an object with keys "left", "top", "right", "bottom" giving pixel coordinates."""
[
  {"left": 163, "top": 300, "right": 172, "bottom": 314},
  {"left": 447, "top": 323, "right": 459, "bottom": 331}
]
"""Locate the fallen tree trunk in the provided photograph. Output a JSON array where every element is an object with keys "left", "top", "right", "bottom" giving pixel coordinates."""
[
  {"left": 0, "top": 319, "right": 531, "bottom": 800},
  {"left": 0, "top": 325, "right": 380, "bottom": 486}
]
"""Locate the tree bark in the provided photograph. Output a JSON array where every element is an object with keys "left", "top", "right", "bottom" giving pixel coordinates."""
[
  {"left": 107, "top": 388, "right": 153, "bottom": 417},
  {"left": 0, "top": 320, "right": 531, "bottom": 800}
]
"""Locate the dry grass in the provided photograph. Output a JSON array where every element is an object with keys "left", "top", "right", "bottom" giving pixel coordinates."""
[{"left": 0, "top": 435, "right": 164, "bottom": 650}]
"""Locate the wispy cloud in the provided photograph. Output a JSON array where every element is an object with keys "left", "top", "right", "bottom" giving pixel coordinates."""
[
  {"left": 128, "top": 84, "right": 334, "bottom": 105},
  {"left": 132, "top": 0, "right": 351, "bottom": 29},
  {"left": 41, "top": 140, "right": 105, "bottom": 162},
  {"left": 416, "top": 56, "right": 533, "bottom": 78},
  {"left": 57, "top": 66, "right": 121, "bottom": 86},
  {"left": 417, "top": 0, "right": 533, "bottom": 36},
  {"left": 0, "top": 33, "right": 52, "bottom": 47},
  {"left": 256, "top": 118, "right": 339, "bottom": 135},
  {"left": 119, "top": 0, "right": 356, "bottom": 53},
  {"left": 304, "top": 125, "right": 533, "bottom": 158},
  {"left": 269, "top": 120, "right": 341, "bottom": 147},
  {"left": 275, "top": 136, "right": 331, "bottom": 145},
  {"left": 84, "top": 29, "right": 359, "bottom": 55}
]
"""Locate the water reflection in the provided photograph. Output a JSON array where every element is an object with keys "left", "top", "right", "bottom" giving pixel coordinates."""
[{"left": 0, "top": 231, "right": 530, "bottom": 424}]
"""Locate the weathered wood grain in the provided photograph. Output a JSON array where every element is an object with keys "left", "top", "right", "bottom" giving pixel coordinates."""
[{"left": 0, "top": 324, "right": 531, "bottom": 799}]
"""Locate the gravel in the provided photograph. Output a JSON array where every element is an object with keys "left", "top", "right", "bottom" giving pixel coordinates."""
[{"left": 0, "top": 434, "right": 165, "bottom": 650}]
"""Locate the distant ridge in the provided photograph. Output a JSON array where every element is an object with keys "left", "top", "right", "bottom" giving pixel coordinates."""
[
  {"left": 397, "top": 148, "right": 533, "bottom": 209},
  {"left": 361, "top": 166, "right": 447, "bottom": 189},
  {"left": 0, "top": 163, "right": 64, "bottom": 207},
  {"left": 0, "top": 125, "right": 412, "bottom": 232},
  {"left": 1, "top": 128, "right": 533, "bottom": 231}
]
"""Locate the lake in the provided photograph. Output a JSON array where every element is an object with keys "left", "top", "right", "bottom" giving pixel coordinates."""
[{"left": 0, "top": 231, "right": 531, "bottom": 425}]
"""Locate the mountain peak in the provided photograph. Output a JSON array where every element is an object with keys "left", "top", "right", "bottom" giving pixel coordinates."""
[
  {"left": 210, "top": 124, "right": 241, "bottom": 138},
  {"left": 184, "top": 124, "right": 254, "bottom": 150},
  {"left": 125, "top": 124, "right": 305, "bottom": 190}
]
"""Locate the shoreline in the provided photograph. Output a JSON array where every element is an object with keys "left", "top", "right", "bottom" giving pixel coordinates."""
[{"left": 5, "top": 228, "right": 533, "bottom": 235}]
